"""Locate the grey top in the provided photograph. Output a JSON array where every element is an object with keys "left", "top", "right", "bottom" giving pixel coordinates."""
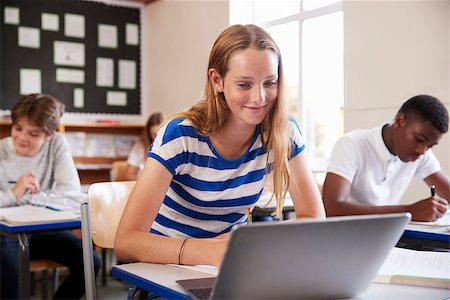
[{"left": 0, "top": 133, "right": 81, "bottom": 207}]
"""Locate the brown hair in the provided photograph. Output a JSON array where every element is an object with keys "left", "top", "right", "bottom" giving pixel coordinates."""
[
  {"left": 11, "top": 94, "right": 65, "bottom": 135},
  {"left": 145, "top": 112, "right": 164, "bottom": 144},
  {"left": 170, "top": 24, "right": 290, "bottom": 217}
]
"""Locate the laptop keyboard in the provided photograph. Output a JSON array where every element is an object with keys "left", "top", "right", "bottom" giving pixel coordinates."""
[{"left": 188, "top": 287, "right": 212, "bottom": 300}]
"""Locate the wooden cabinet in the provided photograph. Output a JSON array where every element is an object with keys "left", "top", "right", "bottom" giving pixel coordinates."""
[{"left": 0, "top": 119, "right": 144, "bottom": 184}]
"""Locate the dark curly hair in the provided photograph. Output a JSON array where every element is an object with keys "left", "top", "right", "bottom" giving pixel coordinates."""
[{"left": 398, "top": 95, "right": 448, "bottom": 134}]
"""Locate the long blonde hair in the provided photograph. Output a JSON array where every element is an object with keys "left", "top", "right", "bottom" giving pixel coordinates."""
[{"left": 171, "top": 24, "right": 291, "bottom": 217}]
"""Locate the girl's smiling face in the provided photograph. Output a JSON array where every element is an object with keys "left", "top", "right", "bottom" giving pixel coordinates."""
[
  {"left": 11, "top": 117, "right": 52, "bottom": 157},
  {"left": 210, "top": 47, "right": 279, "bottom": 130}
]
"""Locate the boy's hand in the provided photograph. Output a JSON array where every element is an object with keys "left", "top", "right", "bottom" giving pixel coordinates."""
[
  {"left": 408, "top": 197, "right": 448, "bottom": 222},
  {"left": 12, "top": 171, "right": 40, "bottom": 200}
]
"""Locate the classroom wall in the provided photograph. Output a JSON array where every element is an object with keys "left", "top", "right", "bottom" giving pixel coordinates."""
[
  {"left": 143, "top": 0, "right": 229, "bottom": 117},
  {"left": 141, "top": 0, "right": 448, "bottom": 204},
  {"left": 344, "top": 0, "right": 450, "bottom": 203}
]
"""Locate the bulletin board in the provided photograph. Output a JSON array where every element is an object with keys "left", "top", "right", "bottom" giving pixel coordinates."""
[{"left": 0, "top": 0, "right": 141, "bottom": 115}]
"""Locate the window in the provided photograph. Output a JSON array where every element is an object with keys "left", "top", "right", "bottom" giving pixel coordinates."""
[{"left": 230, "top": 1, "right": 343, "bottom": 170}]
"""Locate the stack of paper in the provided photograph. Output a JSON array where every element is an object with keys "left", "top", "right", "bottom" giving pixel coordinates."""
[
  {"left": 375, "top": 247, "right": 450, "bottom": 289},
  {"left": 0, "top": 205, "right": 79, "bottom": 224}
]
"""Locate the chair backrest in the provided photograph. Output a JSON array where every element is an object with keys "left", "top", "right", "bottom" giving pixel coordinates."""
[
  {"left": 81, "top": 181, "right": 135, "bottom": 300},
  {"left": 110, "top": 160, "right": 129, "bottom": 182},
  {"left": 88, "top": 181, "right": 135, "bottom": 248}
]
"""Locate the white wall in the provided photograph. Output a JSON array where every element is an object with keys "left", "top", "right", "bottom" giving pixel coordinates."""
[
  {"left": 344, "top": 0, "right": 450, "bottom": 203},
  {"left": 143, "top": 0, "right": 229, "bottom": 118}
]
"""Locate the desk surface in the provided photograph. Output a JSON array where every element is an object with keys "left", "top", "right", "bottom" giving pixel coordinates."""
[
  {"left": 112, "top": 262, "right": 449, "bottom": 300},
  {"left": 0, "top": 208, "right": 81, "bottom": 300},
  {"left": 0, "top": 219, "right": 81, "bottom": 233},
  {"left": 0, "top": 205, "right": 81, "bottom": 233}
]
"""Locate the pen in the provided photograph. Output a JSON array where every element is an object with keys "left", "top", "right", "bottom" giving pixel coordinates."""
[
  {"left": 8, "top": 180, "right": 16, "bottom": 184},
  {"left": 46, "top": 205, "right": 61, "bottom": 211},
  {"left": 430, "top": 184, "right": 436, "bottom": 197},
  {"left": 247, "top": 207, "right": 252, "bottom": 224}
]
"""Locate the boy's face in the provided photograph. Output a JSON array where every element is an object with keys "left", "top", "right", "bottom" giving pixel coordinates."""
[
  {"left": 393, "top": 114, "right": 442, "bottom": 162},
  {"left": 11, "top": 117, "right": 52, "bottom": 157}
]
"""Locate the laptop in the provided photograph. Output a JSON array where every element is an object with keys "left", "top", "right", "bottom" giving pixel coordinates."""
[{"left": 177, "top": 213, "right": 411, "bottom": 299}]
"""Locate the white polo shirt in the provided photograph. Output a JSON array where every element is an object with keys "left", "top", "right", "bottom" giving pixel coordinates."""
[
  {"left": 127, "top": 141, "right": 146, "bottom": 173},
  {"left": 327, "top": 125, "right": 441, "bottom": 205}
]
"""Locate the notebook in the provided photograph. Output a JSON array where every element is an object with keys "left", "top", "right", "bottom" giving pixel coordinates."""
[
  {"left": 0, "top": 205, "right": 80, "bottom": 224},
  {"left": 177, "top": 213, "right": 411, "bottom": 300}
]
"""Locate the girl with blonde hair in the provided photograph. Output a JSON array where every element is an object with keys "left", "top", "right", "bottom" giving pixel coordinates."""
[{"left": 115, "top": 24, "right": 324, "bottom": 279}]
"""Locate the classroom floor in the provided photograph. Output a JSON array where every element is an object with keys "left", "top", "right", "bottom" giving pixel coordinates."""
[{"left": 31, "top": 269, "right": 129, "bottom": 300}]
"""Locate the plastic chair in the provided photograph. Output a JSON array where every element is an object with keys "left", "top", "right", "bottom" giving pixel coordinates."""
[
  {"left": 110, "top": 161, "right": 129, "bottom": 182},
  {"left": 30, "top": 259, "right": 64, "bottom": 299},
  {"left": 81, "top": 181, "right": 136, "bottom": 300}
]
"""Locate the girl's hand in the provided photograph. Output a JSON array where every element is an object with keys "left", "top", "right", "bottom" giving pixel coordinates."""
[{"left": 12, "top": 171, "right": 40, "bottom": 200}]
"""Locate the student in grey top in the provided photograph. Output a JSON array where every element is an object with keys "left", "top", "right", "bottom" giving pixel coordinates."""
[
  {"left": 0, "top": 94, "right": 100, "bottom": 299},
  {"left": 0, "top": 131, "right": 79, "bottom": 207}
]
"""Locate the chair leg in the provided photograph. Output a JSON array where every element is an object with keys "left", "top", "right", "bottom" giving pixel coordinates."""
[
  {"left": 102, "top": 248, "right": 108, "bottom": 286},
  {"left": 30, "top": 272, "right": 36, "bottom": 296},
  {"left": 52, "top": 268, "right": 60, "bottom": 294},
  {"left": 41, "top": 269, "right": 49, "bottom": 300}
]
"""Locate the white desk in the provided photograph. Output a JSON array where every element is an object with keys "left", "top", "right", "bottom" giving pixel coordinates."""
[
  {"left": 111, "top": 262, "right": 449, "bottom": 300},
  {"left": 0, "top": 208, "right": 80, "bottom": 300}
]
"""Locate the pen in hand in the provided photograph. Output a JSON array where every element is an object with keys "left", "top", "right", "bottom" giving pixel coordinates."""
[{"left": 430, "top": 184, "right": 436, "bottom": 197}]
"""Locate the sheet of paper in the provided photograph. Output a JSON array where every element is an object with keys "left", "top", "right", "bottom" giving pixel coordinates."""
[
  {"left": 20, "top": 69, "right": 41, "bottom": 95},
  {"left": 27, "top": 192, "right": 81, "bottom": 213},
  {"left": 56, "top": 68, "right": 84, "bottom": 84},
  {"left": 41, "top": 13, "right": 59, "bottom": 31},
  {"left": 118, "top": 60, "right": 136, "bottom": 89},
  {"left": 64, "top": 13, "right": 85, "bottom": 38},
  {"left": 4, "top": 7, "right": 20, "bottom": 25},
  {"left": 98, "top": 24, "right": 118, "bottom": 48},
  {"left": 0, "top": 205, "right": 79, "bottom": 224},
  {"left": 410, "top": 212, "right": 450, "bottom": 227},
  {"left": 18, "top": 27, "right": 40, "bottom": 48},
  {"left": 107, "top": 91, "right": 127, "bottom": 106},
  {"left": 126, "top": 23, "right": 139, "bottom": 45},
  {"left": 96, "top": 57, "right": 114, "bottom": 87},
  {"left": 377, "top": 247, "right": 450, "bottom": 279},
  {"left": 73, "top": 88, "right": 84, "bottom": 108},
  {"left": 54, "top": 41, "right": 85, "bottom": 67}
]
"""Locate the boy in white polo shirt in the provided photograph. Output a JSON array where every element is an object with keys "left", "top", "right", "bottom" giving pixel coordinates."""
[{"left": 323, "top": 95, "right": 449, "bottom": 222}]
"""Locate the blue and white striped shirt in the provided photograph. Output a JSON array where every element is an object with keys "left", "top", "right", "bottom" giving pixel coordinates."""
[{"left": 148, "top": 117, "right": 305, "bottom": 238}]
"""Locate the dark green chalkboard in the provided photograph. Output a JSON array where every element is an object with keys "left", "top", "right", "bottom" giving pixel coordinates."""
[{"left": 0, "top": 0, "right": 141, "bottom": 114}]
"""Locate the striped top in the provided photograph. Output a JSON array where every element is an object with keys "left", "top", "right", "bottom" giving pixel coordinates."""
[{"left": 148, "top": 117, "right": 305, "bottom": 238}]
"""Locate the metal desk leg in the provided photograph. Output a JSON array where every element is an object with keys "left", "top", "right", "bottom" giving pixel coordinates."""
[{"left": 17, "top": 233, "right": 30, "bottom": 300}]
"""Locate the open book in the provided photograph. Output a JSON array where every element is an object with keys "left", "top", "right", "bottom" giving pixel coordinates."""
[
  {"left": 375, "top": 247, "right": 450, "bottom": 289},
  {"left": 0, "top": 205, "right": 80, "bottom": 225}
]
